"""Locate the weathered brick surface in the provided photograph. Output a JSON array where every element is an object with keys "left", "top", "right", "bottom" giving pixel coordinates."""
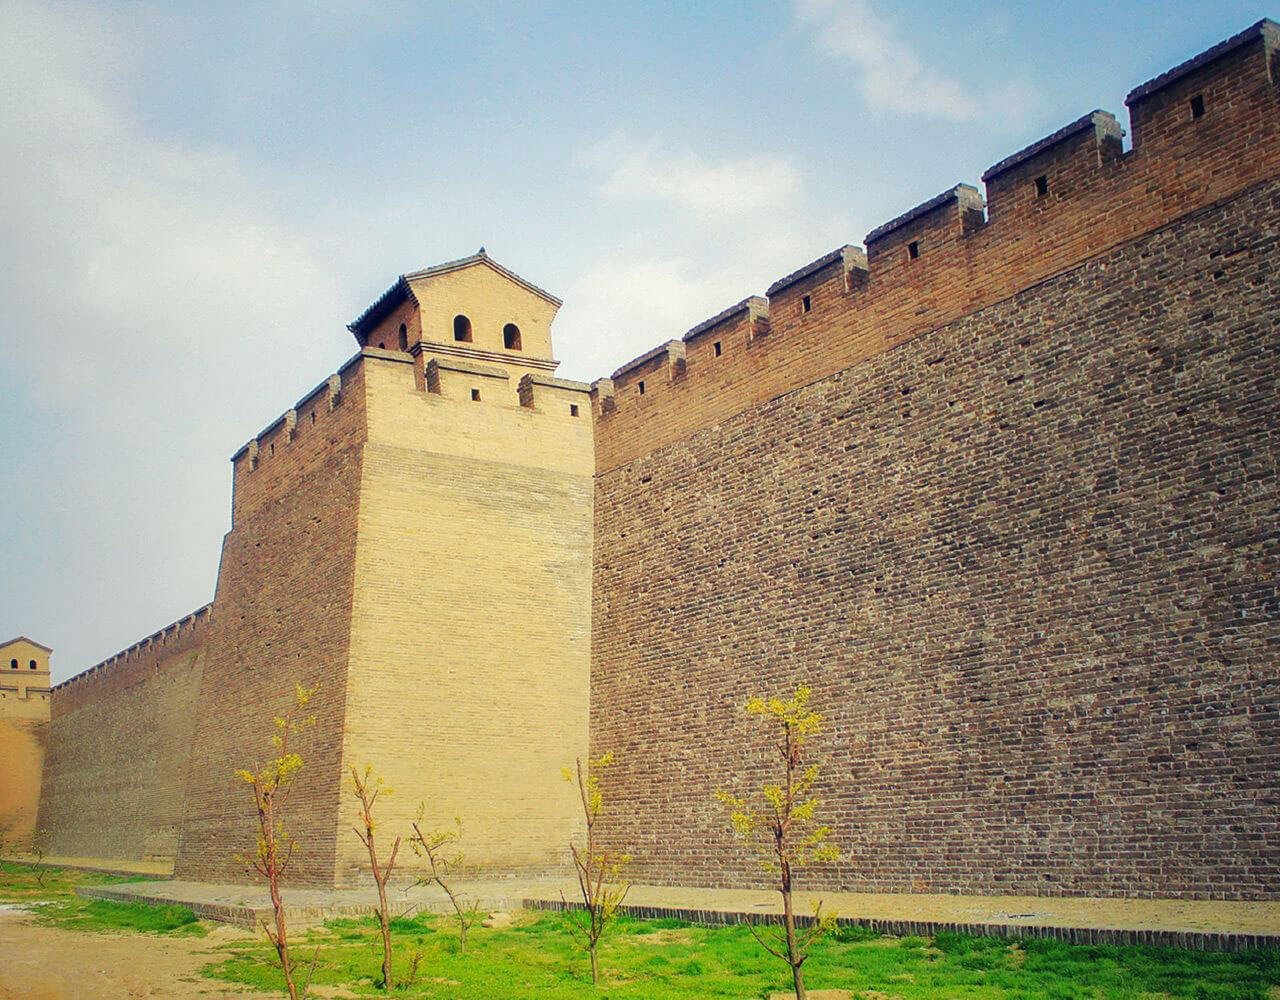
[
  {"left": 174, "top": 363, "right": 369, "bottom": 885},
  {"left": 590, "top": 177, "right": 1280, "bottom": 900},
  {"left": 37, "top": 619, "right": 206, "bottom": 862},
  {"left": 336, "top": 356, "right": 593, "bottom": 885}
]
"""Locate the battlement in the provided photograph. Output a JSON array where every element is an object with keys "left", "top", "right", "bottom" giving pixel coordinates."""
[
  {"left": 590, "top": 17, "right": 1280, "bottom": 471},
  {"left": 52, "top": 603, "right": 212, "bottom": 696}
]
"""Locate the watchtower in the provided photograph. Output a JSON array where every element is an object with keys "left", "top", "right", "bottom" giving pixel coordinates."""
[{"left": 0, "top": 637, "right": 51, "bottom": 846}]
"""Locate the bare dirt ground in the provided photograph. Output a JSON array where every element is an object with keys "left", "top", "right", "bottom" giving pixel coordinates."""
[{"left": 0, "top": 906, "right": 274, "bottom": 1000}]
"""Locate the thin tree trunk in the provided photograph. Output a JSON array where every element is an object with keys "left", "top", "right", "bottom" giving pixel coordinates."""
[
  {"left": 589, "top": 942, "right": 599, "bottom": 984},
  {"left": 263, "top": 796, "right": 298, "bottom": 1000},
  {"left": 782, "top": 877, "right": 805, "bottom": 1000},
  {"left": 377, "top": 884, "right": 393, "bottom": 989}
]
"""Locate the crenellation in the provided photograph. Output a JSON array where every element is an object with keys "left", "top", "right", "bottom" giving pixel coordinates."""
[
  {"left": 590, "top": 17, "right": 1280, "bottom": 472},
  {"left": 51, "top": 604, "right": 213, "bottom": 698},
  {"left": 982, "top": 111, "right": 1125, "bottom": 221},
  {"left": 864, "top": 185, "right": 986, "bottom": 260}
]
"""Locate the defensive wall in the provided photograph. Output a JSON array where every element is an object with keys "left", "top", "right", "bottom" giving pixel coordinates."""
[
  {"left": 590, "top": 20, "right": 1280, "bottom": 899},
  {"left": 174, "top": 297, "right": 595, "bottom": 886},
  {"left": 37, "top": 608, "right": 209, "bottom": 862},
  {"left": 33, "top": 19, "right": 1280, "bottom": 897}
]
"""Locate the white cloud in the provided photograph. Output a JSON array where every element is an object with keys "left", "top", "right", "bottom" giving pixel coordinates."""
[
  {"left": 795, "top": 0, "right": 1036, "bottom": 125},
  {"left": 577, "top": 133, "right": 803, "bottom": 221},
  {"left": 0, "top": 1, "right": 356, "bottom": 676}
]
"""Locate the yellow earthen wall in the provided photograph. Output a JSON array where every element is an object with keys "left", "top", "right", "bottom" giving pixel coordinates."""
[{"left": 335, "top": 354, "right": 594, "bottom": 882}]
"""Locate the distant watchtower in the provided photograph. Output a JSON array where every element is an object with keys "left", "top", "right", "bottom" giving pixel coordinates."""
[
  {"left": 0, "top": 637, "right": 52, "bottom": 720},
  {"left": 0, "top": 637, "right": 52, "bottom": 845}
]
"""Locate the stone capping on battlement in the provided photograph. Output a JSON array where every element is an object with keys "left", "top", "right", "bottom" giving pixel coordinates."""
[
  {"left": 1125, "top": 18, "right": 1278, "bottom": 105},
  {"left": 517, "top": 372, "right": 592, "bottom": 409},
  {"left": 590, "top": 17, "right": 1280, "bottom": 424},
  {"left": 612, "top": 340, "right": 685, "bottom": 381},
  {"left": 229, "top": 347, "right": 412, "bottom": 468},
  {"left": 864, "top": 184, "right": 984, "bottom": 247},
  {"left": 981, "top": 111, "right": 1125, "bottom": 182},
  {"left": 52, "top": 603, "right": 213, "bottom": 693},
  {"left": 766, "top": 246, "right": 865, "bottom": 297},
  {"left": 682, "top": 295, "right": 770, "bottom": 343}
]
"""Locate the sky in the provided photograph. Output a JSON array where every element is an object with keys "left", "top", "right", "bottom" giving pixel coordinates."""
[{"left": 0, "top": 0, "right": 1268, "bottom": 682}]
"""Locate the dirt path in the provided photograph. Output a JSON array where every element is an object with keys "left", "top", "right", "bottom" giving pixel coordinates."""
[{"left": 0, "top": 906, "right": 276, "bottom": 999}]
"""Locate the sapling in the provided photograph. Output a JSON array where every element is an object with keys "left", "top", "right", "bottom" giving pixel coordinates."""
[
  {"left": 716, "top": 685, "right": 840, "bottom": 1000},
  {"left": 562, "top": 752, "right": 630, "bottom": 985},
  {"left": 410, "top": 814, "right": 479, "bottom": 953},
  {"left": 235, "top": 683, "right": 318, "bottom": 1000},
  {"left": 351, "top": 765, "right": 401, "bottom": 989}
]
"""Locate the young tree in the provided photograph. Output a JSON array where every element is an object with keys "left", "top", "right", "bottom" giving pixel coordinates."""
[
  {"left": 235, "top": 683, "right": 318, "bottom": 1000},
  {"left": 351, "top": 765, "right": 401, "bottom": 990},
  {"left": 715, "top": 685, "right": 840, "bottom": 1000},
  {"left": 562, "top": 752, "right": 630, "bottom": 985},
  {"left": 410, "top": 814, "right": 478, "bottom": 953},
  {"left": 29, "top": 828, "right": 51, "bottom": 888}
]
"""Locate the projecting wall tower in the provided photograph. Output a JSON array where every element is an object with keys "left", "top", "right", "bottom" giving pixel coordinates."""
[{"left": 174, "top": 252, "right": 594, "bottom": 886}]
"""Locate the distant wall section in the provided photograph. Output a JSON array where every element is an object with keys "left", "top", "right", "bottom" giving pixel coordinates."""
[{"left": 37, "top": 608, "right": 209, "bottom": 863}]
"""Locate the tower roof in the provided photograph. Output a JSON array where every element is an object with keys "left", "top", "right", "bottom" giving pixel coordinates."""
[
  {"left": 347, "top": 249, "right": 562, "bottom": 341},
  {"left": 1, "top": 636, "right": 53, "bottom": 653}
]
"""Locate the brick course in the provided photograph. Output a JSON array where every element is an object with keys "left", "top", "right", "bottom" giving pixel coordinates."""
[{"left": 590, "top": 177, "right": 1280, "bottom": 899}]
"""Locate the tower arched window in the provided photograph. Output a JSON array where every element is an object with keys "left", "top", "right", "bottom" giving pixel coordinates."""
[
  {"left": 8, "top": 658, "right": 15, "bottom": 669},
  {"left": 453, "top": 315, "right": 472, "bottom": 343},
  {"left": 29, "top": 659, "right": 37, "bottom": 670},
  {"left": 398, "top": 323, "right": 408, "bottom": 351},
  {"left": 503, "top": 323, "right": 522, "bottom": 351}
]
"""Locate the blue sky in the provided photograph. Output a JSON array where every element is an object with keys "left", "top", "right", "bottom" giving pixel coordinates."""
[{"left": 0, "top": 0, "right": 1267, "bottom": 681}]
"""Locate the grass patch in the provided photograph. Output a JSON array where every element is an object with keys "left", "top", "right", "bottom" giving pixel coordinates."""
[
  {"left": 0, "top": 859, "right": 143, "bottom": 904},
  {"left": 37, "top": 897, "right": 206, "bottom": 936},
  {"left": 0, "top": 860, "right": 204, "bottom": 937},
  {"left": 201, "top": 910, "right": 1280, "bottom": 999}
]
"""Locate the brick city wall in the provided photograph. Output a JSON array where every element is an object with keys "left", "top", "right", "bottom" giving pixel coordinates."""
[
  {"left": 590, "top": 174, "right": 1280, "bottom": 900},
  {"left": 38, "top": 609, "right": 210, "bottom": 861},
  {"left": 335, "top": 355, "right": 594, "bottom": 885},
  {"left": 591, "top": 24, "right": 1280, "bottom": 475},
  {"left": 174, "top": 359, "right": 370, "bottom": 885}
]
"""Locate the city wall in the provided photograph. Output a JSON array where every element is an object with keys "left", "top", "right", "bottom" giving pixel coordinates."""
[
  {"left": 37, "top": 608, "right": 210, "bottom": 862},
  {"left": 336, "top": 352, "right": 594, "bottom": 884},
  {"left": 33, "top": 20, "right": 1280, "bottom": 898},
  {"left": 590, "top": 23, "right": 1280, "bottom": 899}
]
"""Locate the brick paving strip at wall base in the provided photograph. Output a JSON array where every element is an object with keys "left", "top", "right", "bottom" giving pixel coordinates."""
[{"left": 74, "top": 878, "right": 1280, "bottom": 953}]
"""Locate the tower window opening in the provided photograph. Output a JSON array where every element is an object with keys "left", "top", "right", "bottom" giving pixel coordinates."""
[
  {"left": 398, "top": 323, "right": 408, "bottom": 351},
  {"left": 1189, "top": 94, "right": 1205, "bottom": 119},
  {"left": 1034, "top": 175, "right": 1049, "bottom": 197},
  {"left": 8, "top": 658, "right": 15, "bottom": 669},
  {"left": 310, "top": 411, "right": 316, "bottom": 425},
  {"left": 377, "top": 342, "right": 385, "bottom": 349},
  {"left": 801, "top": 295, "right": 812, "bottom": 313},
  {"left": 471, "top": 388, "right": 481, "bottom": 401},
  {"left": 714, "top": 341, "right": 722, "bottom": 357},
  {"left": 454, "top": 314, "right": 473, "bottom": 342},
  {"left": 29, "top": 659, "right": 37, "bottom": 670},
  {"left": 638, "top": 380, "right": 646, "bottom": 395},
  {"left": 570, "top": 404, "right": 580, "bottom": 417},
  {"left": 503, "top": 323, "right": 522, "bottom": 351},
  {"left": 908, "top": 241, "right": 920, "bottom": 260}
]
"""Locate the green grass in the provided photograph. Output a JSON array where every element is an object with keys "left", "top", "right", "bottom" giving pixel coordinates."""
[
  {"left": 0, "top": 858, "right": 142, "bottom": 903},
  {"left": 0, "top": 860, "right": 203, "bottom": 935},
  {"left": 201, "top": 910, "right": 1280, "bottom": 999}
]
